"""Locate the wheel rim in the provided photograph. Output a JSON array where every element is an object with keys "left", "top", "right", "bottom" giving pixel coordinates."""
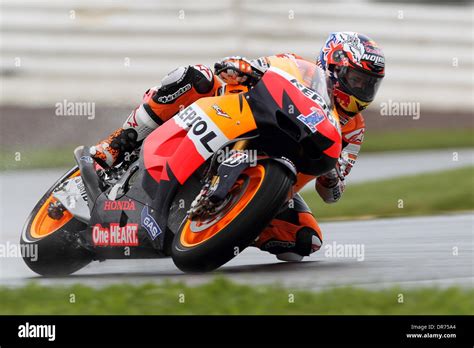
[
  {"left": 180, "top": 165, "right": 265, "bottom": 247},
  {"left": 30, "top": 170, "right": 80, "bottom": 239}
]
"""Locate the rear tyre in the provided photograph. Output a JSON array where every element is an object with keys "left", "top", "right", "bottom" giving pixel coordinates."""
[
  {"left": 171, "top": 160, "right": 293, "bottom": 273},
  {"left": 20, "top": 166, "right": 93, "bottom": 276}
]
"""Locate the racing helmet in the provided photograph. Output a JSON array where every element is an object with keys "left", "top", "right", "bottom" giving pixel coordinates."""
[{"left": 317, "top": 32, "right": 385, "bottom": 116}]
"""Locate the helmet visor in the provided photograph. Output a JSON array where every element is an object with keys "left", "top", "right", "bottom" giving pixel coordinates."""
[{"left": 338, "top": 66, "right": 383, "bottom": 103}]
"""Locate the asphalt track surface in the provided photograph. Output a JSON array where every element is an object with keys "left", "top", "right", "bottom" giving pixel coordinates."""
[{"left": 0, "top": 150, "right": 473, "bottom": 289}]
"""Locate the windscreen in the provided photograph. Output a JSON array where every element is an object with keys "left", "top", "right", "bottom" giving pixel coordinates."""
[{"left": 294, "top": 59, "right": 333, "bottom": 108}]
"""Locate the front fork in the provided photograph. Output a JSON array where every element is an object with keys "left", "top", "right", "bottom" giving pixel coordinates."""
[
  {"left": 188, "top": 139, "right": 298, "bottom": 219},
  {"left": 206, "top": 140, "right": 251, "bottom": 203},
  {"left": 207, "top": 140, "right": 299, "bottom": 203},
  {"left": 188, "top": 140, "right": 252, "bottom": 218}
]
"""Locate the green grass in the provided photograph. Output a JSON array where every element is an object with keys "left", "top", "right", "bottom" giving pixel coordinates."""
[
  {"left": 302, "top": 166, "right": 474, "bottom": 220},
  {"left": 0, "top": 147, "right": 75, "bottom": 171},
  {"left": 1, "top": 129, "right": 472, "bottom": 170},
  {"left": 362, "top": 129, "right": 474, "bottom": 153},
  {"left": 0, "top": 278, "right": 472, "bottom": 315}
]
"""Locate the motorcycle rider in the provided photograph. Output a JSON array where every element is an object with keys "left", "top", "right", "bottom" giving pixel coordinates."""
[{"left": 90, "top": 32, "right": 385, "bottom": 261}]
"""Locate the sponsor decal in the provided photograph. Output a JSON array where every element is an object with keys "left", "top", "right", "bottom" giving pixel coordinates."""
[
  {"left": 222, "top": 151, "right": 249, "bottom": 167},
  {"left": 345, "top": 128, "right": 364, "bottom": 144},
  {"left": 265, "top": 68, "right": 332, "bottom": 116},
  {"left": 327, "top": 111, "right": 341, "bottom": 133},
  {"left": 157, "top": 83, "right": 192, "bottom": 103},
  {"left": 333, "top": 88, "right": 351, "bottom": 108},
  {"left": 172, "top": 66, "right": 188, "bottom": 84},
  {"left": 141, "top": 206, "right": 162, "bottom": 240},
  {"left": 297, "top": 106, "right": 325, "bottom": 133},
  {"left": 331, "top": 183, "right": 343, "bottom": 201},
  {"left": 103, "top": 200, "right": 136, "bottom": 211},
  {"left": 194, "top": 64, "right": 213, "bottom": 81},
  {"left": 212, "top": 104, "right": 230, "bottom": 118},
  {"left": 126, "top": 108, "right": 139, "bottom": 128},
  {"left": 175, "top": 106, "right": 218, "bottom": 153},
  {"left": 361, "top": 53, "right": 385, "bottom": 66},
  {"left": 265, "top": 240, "right": 295, "bottom": 249},
  {"left": 162, "top": 66, "right": 188, "bottom": 85},
  {"left": 75, "top": 177, "right": 88, "bottom": 202},
  {"left": 362, "top": 40, "right": 382, "bottom": 54},
  {"left": 289, "top": 78, "right": 330, "bottom": 111},
  {"left": 18, "top": 322, "right": 55, "bottom": 342},
  {"left": 92, "top": 223, "right": 139, "bottom": 246}
]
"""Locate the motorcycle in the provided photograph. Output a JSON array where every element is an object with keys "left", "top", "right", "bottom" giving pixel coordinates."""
[{"left": 21, "top": 56, "right": 342, "bottom": 275}]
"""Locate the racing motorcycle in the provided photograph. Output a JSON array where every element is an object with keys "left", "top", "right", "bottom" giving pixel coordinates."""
[{"left": 21, "top": 57, "right": 342, "bottom": 275}]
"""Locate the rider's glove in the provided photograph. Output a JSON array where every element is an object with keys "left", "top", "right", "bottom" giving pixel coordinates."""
[
  {"left": 214, "top": 56, "right": 264, "bottom": 86},
  {"left": 315, "top": 168, "right": 346, "bottom": 204},
  {"left": 89, "top": 128, "right": 139, "bottom": 168},
  {"left": 337, "top": 155, "right": 352, "bottom": 177}
]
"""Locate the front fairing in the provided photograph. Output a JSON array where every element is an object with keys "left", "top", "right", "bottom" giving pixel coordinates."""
[{"left": 244, "top": 58, "right": 342, "bottom": 176}]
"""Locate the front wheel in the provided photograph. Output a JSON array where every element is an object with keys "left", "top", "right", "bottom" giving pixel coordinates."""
[
  {"left": 21, "top": 166, "right": 94, "bottom": 276},
  {"left": 171, "top": 160, "right": 293, "bottom": 273}
]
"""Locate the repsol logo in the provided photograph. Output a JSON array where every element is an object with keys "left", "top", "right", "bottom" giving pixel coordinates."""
[
  {"left": 177, "top": 107, "right": 217, "bottom": 153},
  {"left": 289, "top": 78, "right": 329, "bottom": 112}
]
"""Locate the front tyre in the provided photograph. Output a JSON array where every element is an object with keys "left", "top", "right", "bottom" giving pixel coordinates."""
[
  {"left": 171, "top": 160, "right": 293, "bottom": 273},
  {"left": 21, "top": 166, "right": 93, "bottom": 276}
]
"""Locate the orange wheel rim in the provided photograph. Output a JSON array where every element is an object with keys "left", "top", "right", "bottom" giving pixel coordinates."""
[
  {"left": 180, "top": 165, "right": 265, "bottom": 248},
  {"left": 30, "top": 170, "right": 80, "bottom": 239}
]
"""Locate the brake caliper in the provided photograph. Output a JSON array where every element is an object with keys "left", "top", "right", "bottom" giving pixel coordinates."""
[
  {"left": 188, "top": 150, "right": 252, "bottom": 218},
  {"left": 47, "top": 200, "right": 66, "bottom": 220}
]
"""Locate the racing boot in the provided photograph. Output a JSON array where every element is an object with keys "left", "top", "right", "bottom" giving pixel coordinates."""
[{"left": 254, "top": 210, "right": 323, "bottom": 262}]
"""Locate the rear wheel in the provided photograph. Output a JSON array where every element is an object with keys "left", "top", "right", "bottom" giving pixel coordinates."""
[
  {"left": 171, "top": 160, "right": 293, "bottom": 272},
  {"left": 21, "top": 166, "right": 93, "bottom": 276}
]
